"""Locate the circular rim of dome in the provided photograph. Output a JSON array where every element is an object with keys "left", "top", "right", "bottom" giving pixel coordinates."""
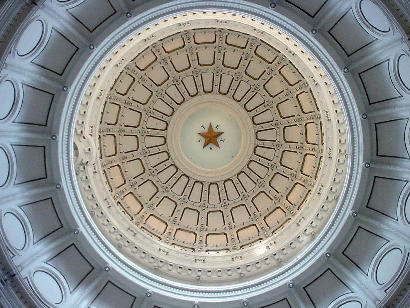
[
  {"left": 75, "top": 20, "right": 341, "bottom": 284},
  {"left": 61, "top": 0, "right": 362, "bottom": 300}
]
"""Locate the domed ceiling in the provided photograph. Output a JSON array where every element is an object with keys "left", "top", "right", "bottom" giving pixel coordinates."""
[
  {"left": 74, "top": 14, "right": 348, "bottom": 284},
  {"left": 0, "top": 0, "right": 409, "bottom": 308}
]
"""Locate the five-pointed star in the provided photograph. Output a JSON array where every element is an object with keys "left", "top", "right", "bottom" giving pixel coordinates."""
[{"left": 198, "top": 123, "right": 224, "bottom": 148}]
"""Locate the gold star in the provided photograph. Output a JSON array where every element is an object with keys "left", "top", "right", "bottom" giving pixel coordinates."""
[{"left": 198, "top": 123, "right": 224, "bottom": 148}]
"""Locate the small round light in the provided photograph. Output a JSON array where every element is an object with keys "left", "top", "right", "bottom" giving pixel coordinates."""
[
  {"left": 343, "top": 67, "right": 349, "bottom": 73},
  {"left": 104, "top": 266, "right": 110, "bottom": 272},
  {"left": 125, "top": 12, "right": 132, "bottom": 18},
  {"left": 73, "top": 229, "right": 80, "bottom": 235},
  {"left": 269, "top": 2, "right": 276, "bottom": 8},
  {"left": 352, "top": 211, "right": 358, "bottom": 217},
  {"left": 364, "top": 162, "right": 371, "bottom": 168},
  {"left": 51, "top": 135, "right": 57, "bottom": 140},
  {"left": 89, "top": 44, "right": 95, "bottom": 50},
  {"left": 325, "top": 252, "right": 331, "bottom": 258},
  {"left": 243, "top": 300, "right": 249, "bottom": 306},
  {"left": 288, "top": 282, "right": 294, "bottom": 288},
  {"left": 361, "top": 113, "right": 368, "bottom": 119},
  {"left": 62, "top": 86, "right": 68, "bottom": 91},
  {"left": 56, "top": 184, "right": 61, "bottom": 189},
  {"left": 145, "top": 292, "right": 152, "bottom": 297},
  {"left": 311, "top": 28, "right": 318, "bottom": 35}
]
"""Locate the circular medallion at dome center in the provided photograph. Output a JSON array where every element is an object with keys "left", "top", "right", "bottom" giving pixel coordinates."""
[
  {"left": 73, "top": 13, "right": 349, "bottom": 285},
  {"left": 168, "top": 95, "right": 254, "bottom": 181}
]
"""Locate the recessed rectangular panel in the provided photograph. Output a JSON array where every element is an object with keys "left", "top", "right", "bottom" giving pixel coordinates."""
[
  {"left": 206, "top": 233, "right": 228, "bottom": 245},
  {"left": 162, "top": 35, "right": 185, "bottom": 53},
  {"left": 224, "top": 180, "right": 239, "bottom": 201},
  {"left": 231, "top": 204, "right": 250, "bottom": 224},
  {"left": 68, "top": 0, "right": 116, "bottom": 32},
  {"left": 157, "top": 165, "right": 177, "bottom": 184},
  {"left": 15, "top": 85, "right": 54, "bottom": 126},
  {"left": 280, "top": 150, "right": 299, "bottom": 169},
  {"left": 122, "top": 108, "right": 141, "bottom": 127},
  {"left": 197, "top": 50, "right": 215, "bottom": 66},
  {"left": 180, "top": 208, "right": 199, "bottom": 226},
  {"left": 123, "top": 193, "right": 143, "bottom": 214},
  {"left": 245, "top": 93, "right": 264, "bottom": 111},
  {"left": 207, "top": 211, "right": 224, "bottom": 228},
  {"left": 108, "top": 165, "right": 125, "bottom": 188},
  {"left": 277, "top": 99, "right": 298, "bottom": 118},
  {"left": 32, "top": 29, "right": 78, "bottom": 75},
  {"left": 376, "top": 119, "right": 409, "bottom": 159},
  {"left": 134, "top": 49, "right": 157, "bottom": 71},
  {"left": 138, "top": 180, "right": 158, "bottom": 201},
  {"left": 166, "top": 85, "right": 184, "bottom": 104},
  {"left": 121, "top": 135, "right": 138, "bottom": 153},
  {"left": 171, "top": 175, "right": 189, "bottom": 196},
  {"left": 226, "top": 32, "right": 248, "bottom": 48},
  {"left": 255, "top": 43, "right": 278, "bottom": 63},
  {"left": 114, "top": 72, "right": 134, "bottom": 95},
  {"left": 156, "top": 197, "right": 177, "bottom": 217},
  {"left": 123, "top": 159, "right": 144, "bottom": 179},
  {"left": 89, "top": 282, "right": 135, "bottom": 308},
  {"left": 328, "top": 10, "right": 376, "bottom": 56},
  {"left": 269, "top": 173, "right": 289, "bottom": 193},
  {"left": 189, "top": 182, "right": 203, "bottom": 203},
  {"left": 343, "top": 227, "right": 388, "bottom": 274},
  {"left": 264, "top": 207, "right": 286, "bottom": 228},
  {"left": 238, "top": 172, "right": 256, "bottom": 192},
  {"left": 252, "top": 192, "right": 273, "bottom": 212},
  {"left": 208, "top": 183, "right": 220, "bottom": 205},
  {"left": 279, "top": 63, "right": 301, "bottom": 86},
  {"left": 20, "top": 198, "right": 62, "bottom": 243},
  {"left": 13, "top": 145, "right": 46, "bottom": 184},
  {"left": 182, "top": 76, "right": 198, "bottom": 96},
  {"left": 304, "top": 269, "right": 351, "bottom": 307},
  {"left": 47, "top": 244, "right": 93, "bottom": 291},
  {"left": 174, "top": 229, "right": 196, "bottom": 244},
  {"left": 146, "top": 215, "right": 167, "bottom": 233},
  {"left": 171, "top": 54, "right": 191, "bottom": 72},
  {"left": 367, "top": 176, "right": 407, "bottom": 219},
  {"left": 237, "top": 225, "right": 258, "bottom": 241},
  {"left": 264, "top": 77, "right": 283, "bottom": 97}
]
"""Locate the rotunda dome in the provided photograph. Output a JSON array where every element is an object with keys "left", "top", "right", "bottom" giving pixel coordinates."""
[{"left": 0, "top": 0, "right": 408, "bottom": 307}]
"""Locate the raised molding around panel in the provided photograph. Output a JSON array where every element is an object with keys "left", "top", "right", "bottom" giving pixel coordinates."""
[
  {"left": 303, "top": 268, "right": 351, "bottom": 308},
  {"left": 12, "top": 145, "right": 47, "bottom": 184},
  {"left": 47, "top": 244, "right": 94, "bottom": 292},
  {"left": 67, "top": 0, "right": 116, "bottom": 32},
  {"left": 343, "top": 226, "right": 389, "bottom": 275},
  {"left": 366, "top": 176, "right": 408, "bottom": 220},
  {"left": 285, "top": 0, "right": 328, "bottom": 18},
  {"left": 31, "top": 29, "right": 79, "bottom": 76},
  {"left": 13, "top": 84, "right": 54, "bottom": 126},
  {"left": 19, "top": 198, "right": 63, "bottom": 244},
  {"left": 89, "top": 281, "right": 136, "bottom": 308},
  {"left": 359, "top": 60, "right": 402, "bottom": 105},
  {"left": 375, "top": 118, "right": 410, "bottom": 159},
  {"left": 328, "top": 9, "right": 377, "bottom": 57}
]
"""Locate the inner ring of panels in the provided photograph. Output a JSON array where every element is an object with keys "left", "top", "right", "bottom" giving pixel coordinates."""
[{"left": 98, "top": 28, "right": 324, "bottom": 252}]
